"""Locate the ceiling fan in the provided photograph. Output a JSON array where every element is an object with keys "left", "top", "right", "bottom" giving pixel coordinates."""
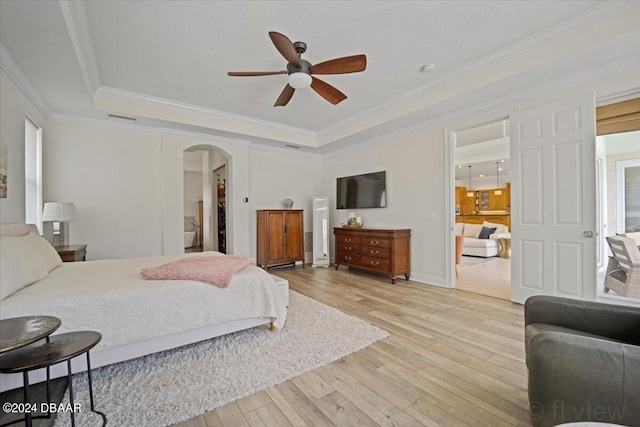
[{"left": 227, "top": 32, "right": 366, "bottom": 107}]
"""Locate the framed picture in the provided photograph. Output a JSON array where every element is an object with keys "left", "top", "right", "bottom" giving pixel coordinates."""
[{"left": 0, "top": 143, "right": 7, "bottom": 198}]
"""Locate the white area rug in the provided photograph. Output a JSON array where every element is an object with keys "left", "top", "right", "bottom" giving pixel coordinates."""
[
  {"left": 53, "top": 291, "right": 388, "bottom": 427},
  {"left": 459, "top": 255, "right": 500, "bottom": 267}
]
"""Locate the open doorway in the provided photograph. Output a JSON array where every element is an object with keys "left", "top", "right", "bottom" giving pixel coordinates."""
[
  {"left": 184, "top": 150, "right": 205, "bottom": 253},
  {"left": 596, "top": 129, "right": 640, "bottom": 301},
  {"left": 183, "top": 147, "right": 229, "bottom": 254},
  {"left": 452, "top": 120, "right": 512, "bottom": 301},
  {"left": 595, "top": 97, "right": 640, "bottom": 304}
]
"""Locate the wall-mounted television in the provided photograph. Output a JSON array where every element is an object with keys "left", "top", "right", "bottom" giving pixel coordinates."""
[{"left": 336, "top": 171, "right": 386, "bottom": 209}]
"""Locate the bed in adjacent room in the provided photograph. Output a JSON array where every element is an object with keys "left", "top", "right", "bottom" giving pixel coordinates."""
[{"left": 0, "top": 224, "right": 288, "bottom": 391}]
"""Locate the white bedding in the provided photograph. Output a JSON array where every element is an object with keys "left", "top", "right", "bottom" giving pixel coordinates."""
[{"left": 0, "top": 252, "right": 287, "bottom": 352}]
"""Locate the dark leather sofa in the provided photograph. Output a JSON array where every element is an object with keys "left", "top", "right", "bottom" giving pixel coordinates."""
[{"left": 525, "top": 295, "right": 640, "bottom": 427}]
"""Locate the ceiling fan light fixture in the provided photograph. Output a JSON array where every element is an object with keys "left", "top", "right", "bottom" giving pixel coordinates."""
[{"left": 287, "top": 72, "right": 312, "bottom": 89}]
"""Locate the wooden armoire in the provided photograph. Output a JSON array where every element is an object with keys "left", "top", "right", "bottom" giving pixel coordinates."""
[{"left": 256, "top": 209, "right": 305, "bottom": 270}]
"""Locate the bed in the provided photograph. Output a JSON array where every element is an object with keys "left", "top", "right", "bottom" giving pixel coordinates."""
[{"left": 0, "top": 224, "right": 288, "bottom": 392}]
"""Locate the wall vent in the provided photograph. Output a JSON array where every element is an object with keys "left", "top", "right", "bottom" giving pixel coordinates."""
[
  {"left": 108, "top": 113, "right": 137, "bottom": 121},
  {"left": 285, "top": 144, "right": 300, "bottom": 149}
]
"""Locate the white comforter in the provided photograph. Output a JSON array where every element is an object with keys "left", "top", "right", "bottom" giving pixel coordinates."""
[{"left": 0, "top": 252, "right": 287, "bottom": 352}]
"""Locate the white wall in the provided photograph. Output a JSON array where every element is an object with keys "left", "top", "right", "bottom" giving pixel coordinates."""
[
  {"left": 44, "top": 119, "right": 163, "bottom": 260},
  {"left": 41, "top": 118, "right": 324, "bottom": 260},
  {"left": 323, "top": 126, "right": 446, "bottom": 285},
  {"left": 248, "top": 147, "right": 323, "bottom": 258},
  {"left": 183, "top": 170, "right": 202, "bottom": 220},
  {"left": 0, "top": 69, "right": 47, "bottom": 224}
]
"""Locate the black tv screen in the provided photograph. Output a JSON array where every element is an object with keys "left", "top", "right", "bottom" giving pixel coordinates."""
[{"left": 336, "top": 171, "right": 386, "bottom": 209}]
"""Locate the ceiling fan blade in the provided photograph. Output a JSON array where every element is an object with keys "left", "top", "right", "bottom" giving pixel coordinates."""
[
  {"left": 310, "top": 55, "right": 367, "bottom": 75},
  {"left": 227, "top": 71, "right": 287, "bottom": 76},
  {"left": 269, "top": 32, "right": 301, "bottom": 67},
  {"left": 274, "top": 84, "right": 295, "bottom": 107},
  {"left": 311, "top": 77, "right": 347, "bottom": 105}
]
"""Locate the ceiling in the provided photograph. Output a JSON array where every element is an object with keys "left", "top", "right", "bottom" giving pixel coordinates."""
[
  {"left": 1, "top": 1, "right": 640, "bottom": 153},
  {"left": 455, "top": 160, "right": 511, "bottom": 183}
]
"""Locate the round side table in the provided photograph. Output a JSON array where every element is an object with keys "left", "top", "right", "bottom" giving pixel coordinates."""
[
  {"left": 493, "top": 233, "right": 512, "bottom": 259},
  {"left": 0, "top": 316, "right": 61, "bottom": 353},
  {"left": 0, "top": 316, "right": 61, "bottom": 426},
  {"left": 0, "top": 331, "right": 106, "bottom": 427}
]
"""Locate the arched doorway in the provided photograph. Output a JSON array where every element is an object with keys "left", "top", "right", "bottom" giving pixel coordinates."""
[
  {"left": 161, "top": 132, "right": 251, "bottom": 257},
  {"left": 182, "top": 146, "right": 230, "bottom": 253}
]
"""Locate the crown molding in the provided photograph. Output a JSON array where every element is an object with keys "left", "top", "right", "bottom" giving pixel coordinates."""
[
  {"left": 324, "top": 56, "right": 640, "bottom": 157},
  {"left": 317, "top": 1, "right": 639, "bottom": 141},
  {"left": 158, "top": 127, "right": 253, "bottom": 147},
  {"left": 250, "top": 143, "right": 322, "bottom": 158},
  {"left": 50, "top": 111, "right": 327, "bottom": 155},
  {"left": 48, "top": 112, "right": 161, "bottom": 135},
  {"left": 596, "top": 87, "right": 640, "bottom": 107},
  {"left": 58, "top": 0, "right": 100, "bottom": 96},
  {"left": 0, "top": 43, "right": 52, "bottom": 118},
  {"left": 95, "top": 86, "right": 317, "bottom": 138},
  {"left": 47, "top": 112, "right": 262, "bottom": 148}
]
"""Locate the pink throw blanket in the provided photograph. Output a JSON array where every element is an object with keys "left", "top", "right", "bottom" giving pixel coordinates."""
[{"left": 140, "top": 255, "right": 254, "bottom": 288}]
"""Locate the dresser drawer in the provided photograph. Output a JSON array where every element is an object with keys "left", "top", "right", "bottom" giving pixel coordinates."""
[
  {"left": 336, "top": 252, "right": 361, "bottom": 265},
  {"left": 361, "top": 237, "right": 391, "bottom": 249},
  {"left": 336, "top": 234, "right": 361, "bottom": 245},
  {"left": 361, "top": 256, "right": 391, "bottom": 272},
  {"left": 361, "top": 247, "right": 390, "bottom": 259},
  {"left": 337, "top": 244, "right": 360, "bottom": 254}
]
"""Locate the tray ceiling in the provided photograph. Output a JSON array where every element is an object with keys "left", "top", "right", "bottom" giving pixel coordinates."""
[{"left": 1, "top": 1, "right": 639, "bottom": 151}]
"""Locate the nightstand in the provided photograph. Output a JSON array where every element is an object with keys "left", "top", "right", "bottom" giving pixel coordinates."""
[{"left": 55, "top": 244, "right": 87, "bottom": 262}]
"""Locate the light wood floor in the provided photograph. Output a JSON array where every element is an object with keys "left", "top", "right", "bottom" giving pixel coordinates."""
[
  {"left": 456, "top": 257, "right": 511, "bottom": 301},
  {"left": 175, "top": 266, "right": 531, "bottom": 427}
]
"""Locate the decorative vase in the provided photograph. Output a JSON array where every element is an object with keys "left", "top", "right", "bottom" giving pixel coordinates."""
[{"left": 283, "top": 198, "right": 294, "bottom": 209}]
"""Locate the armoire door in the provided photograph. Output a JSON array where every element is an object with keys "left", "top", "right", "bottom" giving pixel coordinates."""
[
  {"left": 284, "top": 211, "right": 303, "bottom": 262},
  {"left": 266, "top": 211, "right": 286, "bottom": 264}
]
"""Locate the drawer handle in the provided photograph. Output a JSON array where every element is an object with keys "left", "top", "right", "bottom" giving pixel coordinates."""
[
  {"left": 371, "top": 240, "right": 379, "bottom": 245},
  {"left": 346, "top": 238, "right": 352, "bottom": 242},
  {"left": 371, "top": 260, "right": 380, "bottom": 266},
  {"left": 370, "top": 249, "right": 379, "bottom": 254},
  {"left": 345, "top": 256, "right": 352, "bottom": 260}
]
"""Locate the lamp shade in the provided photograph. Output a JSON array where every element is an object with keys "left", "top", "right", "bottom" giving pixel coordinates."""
[{"left": 42, "top": 202, "right": 77, "bottom": 222}]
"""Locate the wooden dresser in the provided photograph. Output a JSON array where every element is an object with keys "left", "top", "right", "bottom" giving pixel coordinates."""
[
  {"left": 257, "top": 210, "right": 305, "bottom": 270},
  {"left": 334, "top": 228, "right": 410, "bottom": 284}
]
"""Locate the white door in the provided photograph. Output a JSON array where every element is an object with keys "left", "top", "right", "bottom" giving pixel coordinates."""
[{"left": 510, "top": 93, "right": 596, "bottom": 304}]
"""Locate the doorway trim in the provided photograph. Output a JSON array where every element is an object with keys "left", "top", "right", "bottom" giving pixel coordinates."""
[
  {"left": 444, "top": 113, "right": 513, "bottom": 289},
  {"left": 212, "top": 163, "right": 228, "bottom": 253}
]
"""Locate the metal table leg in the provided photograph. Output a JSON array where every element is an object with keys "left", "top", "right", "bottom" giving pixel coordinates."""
[{"left": 23, "top": 371, "right": 32, "bottom": 427}]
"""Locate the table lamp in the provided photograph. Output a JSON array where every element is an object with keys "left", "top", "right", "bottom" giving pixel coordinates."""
[{"left": 42, "top": 202, "right": 77, "bottom": 246}]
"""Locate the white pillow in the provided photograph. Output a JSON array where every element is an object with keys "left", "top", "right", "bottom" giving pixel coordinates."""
[
  {"left": 483, "top": 221, "right": 508, "bottom": 235},
  {"left": 0, "top": 232, "right": 61, "bottom": 300},
  {"left": 25, "top": 231, "right": 62, "bottom": 273},
  {"left": 455, "top": 223, "right": 464, "bottom": 236},
  {"left": 463, "top": 223, "right": 483, "bottom": 238}
]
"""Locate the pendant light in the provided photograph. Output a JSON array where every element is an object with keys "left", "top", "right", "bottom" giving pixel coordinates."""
[
  {"left": 494, "top": 161, "right": 503, "bottom": 195},
  {"left": 466, "top": 166, "right": 474, "bottom": 198}
]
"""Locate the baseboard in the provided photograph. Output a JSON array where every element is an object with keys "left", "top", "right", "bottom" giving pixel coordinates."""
[{"left": 408, "top": 273, "right": 448, "bottom": 288}]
